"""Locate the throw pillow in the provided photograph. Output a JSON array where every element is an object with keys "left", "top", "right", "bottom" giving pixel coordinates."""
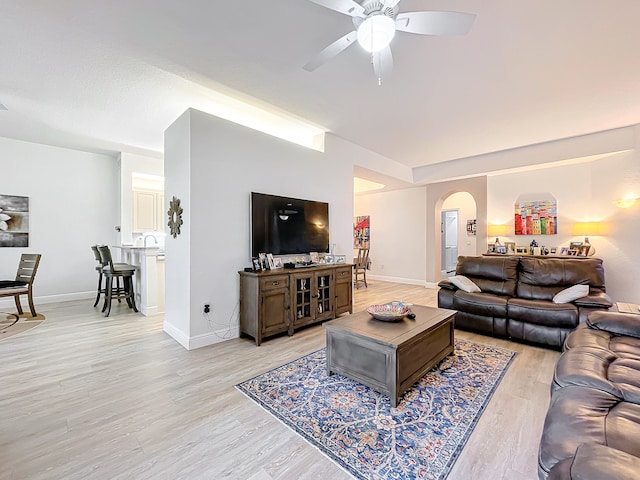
[
  {"left": 449, "top": 275, "right": 481, "bottom": 293},
  {"left": 553, "top": 284, "right": 589, "bottom": 304}
]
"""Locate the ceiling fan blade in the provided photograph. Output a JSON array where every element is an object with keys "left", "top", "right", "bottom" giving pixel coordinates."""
[
  {"left": 382, "top": 0, "right": 401, "bottom": 9},
  {"left": 303, "top": 31, "right": 357, "bottom": 72},
  {"left": 372, "top": 46, "right": 393, "bottom": 82},
  {"left": 395, "top": 11, "right": 476, "bottom": 36},
  {"left": 307, "top": 0, "right": 365, "bottom": 17}
]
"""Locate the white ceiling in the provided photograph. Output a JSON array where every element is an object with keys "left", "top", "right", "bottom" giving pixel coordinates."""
[{"left": 2, "top": 0, "right": 640, "bottom": 171}]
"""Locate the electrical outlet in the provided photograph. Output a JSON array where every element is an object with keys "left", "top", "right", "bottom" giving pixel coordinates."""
[{"left": 204, "top": 304, "right": 210, "bottom": 314}]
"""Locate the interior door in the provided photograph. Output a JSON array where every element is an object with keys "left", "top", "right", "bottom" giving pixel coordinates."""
[{"left": 441, "top": 210, "right": 459, "bottom": 274}]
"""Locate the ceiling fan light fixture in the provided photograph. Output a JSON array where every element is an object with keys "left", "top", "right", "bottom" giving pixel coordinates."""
[{"left": 357, "top": 15, "right": 395, "bottom": 53}]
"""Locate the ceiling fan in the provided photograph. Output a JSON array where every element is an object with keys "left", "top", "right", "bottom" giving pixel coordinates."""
[{"left": 303, "top": 0, "right": 476, "bottom": 83}]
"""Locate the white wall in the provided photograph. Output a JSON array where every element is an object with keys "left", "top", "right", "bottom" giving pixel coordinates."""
[
  {"left": 354, "top": 187, "right": 427, "bottom": 285},
  {"left": 0, "top": 136, "right": 119, "bottom": 307},
  {"left": 164, "top": 110, "right": 355, "bottom": 349},
  {"left": 488, "top": 150, "right": 640, "bottom": 302},
  {"left": 442, "top": 191, "right": 477, "bottom": 258}
]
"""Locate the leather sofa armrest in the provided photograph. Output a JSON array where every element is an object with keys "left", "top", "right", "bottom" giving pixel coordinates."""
[
  {"left": 586, "top": 311, "right": 640, "bottom": 339},
  {"left": 561, "top": 443, "right": 640, "bottom": 480},
  {"left": 438, "top": 279, "right": 457, "bottom": 291},
  {"left": 574, "top": 293, "right": 613, "bottom": 309}
]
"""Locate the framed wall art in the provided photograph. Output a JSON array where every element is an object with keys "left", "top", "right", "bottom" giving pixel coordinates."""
[{"left": 0, "top": 194, "right": 29, "bottom": 247}]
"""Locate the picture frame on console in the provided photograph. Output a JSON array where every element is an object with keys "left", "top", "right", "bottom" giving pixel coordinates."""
[
  {"left": 259, "top": 252, "right": 268, "bottom": 270},
  {"left": 309, "top": 252, "right": 319, "bottom": 263},
  {"left": 266, "top": 253, "right": 275, "bottom": 269},
  {"left": 560, "top": 247, "right": 569, "bottom": 256},
  {"left": 577, "top": 245, "right": 590, "bottom": 257},
  {"left": 515, "top": 245, "right": 529, "bottom": 255},
  {"left": 505, "top": 242, "right": 516, "bottom": 254},
  {"left": 334, "top": 254, "right": 346, "bottom": 264},
  {"left": 252, "top": 257, "right": 262, "bottom": 272},
  {"left": 273, "top": 258, "right": 283, "bottom": 269}
]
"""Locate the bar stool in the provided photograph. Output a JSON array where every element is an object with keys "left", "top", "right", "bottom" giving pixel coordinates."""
[
  {"left": 97, "top": 245, "right": 138, "bottom": 317},
  {"left": 91, "top": 245, "right": 126, "bottom": 308}
]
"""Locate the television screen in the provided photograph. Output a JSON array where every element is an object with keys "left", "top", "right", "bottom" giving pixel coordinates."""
[{"left": 251, "top": 192, "right": 329, "bottom": 257}]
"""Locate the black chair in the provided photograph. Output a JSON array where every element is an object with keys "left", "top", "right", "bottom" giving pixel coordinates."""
[
  {"left": 97, "top": 245, "right": 138, "bottom": 317},
  {"left": 0, "top": 253, "right": 42, "bottom": 317}
]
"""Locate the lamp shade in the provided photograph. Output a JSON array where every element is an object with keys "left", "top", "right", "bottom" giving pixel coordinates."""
[
  {"left": 572, "top": 222, "right": 602, "bottom": 236},
  {"left": 487, "top": 224, "right": 509, "bottom": 238},
  {"left": 357, "top": 15, "right": 396, "bottom": 53}
]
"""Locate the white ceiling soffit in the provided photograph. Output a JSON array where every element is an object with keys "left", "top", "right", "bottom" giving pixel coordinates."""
[{"left": 1, "top": 1, "right": 640, "bottom": 171}]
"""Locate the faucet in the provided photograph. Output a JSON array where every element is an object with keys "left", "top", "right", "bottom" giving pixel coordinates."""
[{"left": 143, "top": 234, "right": 158, "bottom": 247}]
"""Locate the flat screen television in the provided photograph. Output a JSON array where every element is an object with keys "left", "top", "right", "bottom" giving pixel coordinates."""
[{"left": 251, "top": 192, "right": 329, "bottom": 257}]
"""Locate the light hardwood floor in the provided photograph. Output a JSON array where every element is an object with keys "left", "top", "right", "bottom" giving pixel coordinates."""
[{"left": 0, "top": 281, "right": 559, "bottom": 480}]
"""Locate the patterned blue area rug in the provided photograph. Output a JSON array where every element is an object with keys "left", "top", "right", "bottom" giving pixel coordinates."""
[{"left": 236, "top": 339, "right": 516, "bottom": 480}]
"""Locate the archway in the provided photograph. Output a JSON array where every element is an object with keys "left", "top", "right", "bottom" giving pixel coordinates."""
[
  {"left": 425, "top": 177, "right": 487, "bottom": 286},
  {"left": 441, "top": 191, "right": 477, "bottom": 276}
]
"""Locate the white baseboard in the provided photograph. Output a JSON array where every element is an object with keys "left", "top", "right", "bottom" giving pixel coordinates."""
[
  {"left": 367, "top": 274, "right": 429, "bottom": 288},
  {"left": 163, "top": 321, "right": 240, "bottom": 350},
  {"left": 0, "top": 291, "right": 94, "bottom": 309}
]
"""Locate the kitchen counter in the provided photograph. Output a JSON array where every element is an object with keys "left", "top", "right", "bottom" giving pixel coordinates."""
[{"left": 112, "top": 246, "right": 164, "bottom": 315}]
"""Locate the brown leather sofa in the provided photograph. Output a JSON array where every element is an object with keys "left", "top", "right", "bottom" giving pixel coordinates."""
[
  {"left": 538, "top": 311, "right": 640, "bottom": 479},
  {"left": 437, "top": 256, "right": 612, "bottom": 349}
]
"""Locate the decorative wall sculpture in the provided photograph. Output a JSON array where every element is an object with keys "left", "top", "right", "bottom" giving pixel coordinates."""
[{"left": 0, "top": 194, "right": 29, "bottom": 247}]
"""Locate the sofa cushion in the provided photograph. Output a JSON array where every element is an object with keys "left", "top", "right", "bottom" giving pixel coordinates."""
[
  {"left": 453, "top": 291, "right": 509, "bottom": 318},
  {"left": 517, "top": 257, "right": 606, "bottom": 301},
  {"left": 587, "top": 311, "right": 640, "bottom": 339},
  {"left": 456, "top": 255, "right": 519, "bottom": 297},
  {"left": 548, "top": 443, "right": 640, "bottom": 480},
  {"left": 565, "top": 323, "right": 640, "bottom": 357},
  {"left": 508, "top": 298, "right": 579, "bottom": 328},
  {"left": 553, "top": 285, "right": 589, "bottom": 304},
  {"left": 538, "top": 385, "right": 640, "bottom": 478},
  {"left": 449, "top": 275, "right": 481, "bottom": 293},
  {"left": 552, "top": 346, "right": 640, "bottom": 404}
]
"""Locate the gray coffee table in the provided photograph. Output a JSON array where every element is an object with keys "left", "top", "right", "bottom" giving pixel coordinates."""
[{"left": 325, "top": 304, "right": 456, "bottom": 407}]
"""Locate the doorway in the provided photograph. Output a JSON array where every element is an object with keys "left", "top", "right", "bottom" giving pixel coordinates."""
[{"left": 441, "top": 210, "right": 458, "bottom": 275}]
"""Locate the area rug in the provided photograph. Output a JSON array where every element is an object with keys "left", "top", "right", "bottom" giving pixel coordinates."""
[
  {"left": 236, "top": 339, "right": 515, "bottom": 480},
  {"left": 0, "top": 313, "right": 46, "bottom": 340}
]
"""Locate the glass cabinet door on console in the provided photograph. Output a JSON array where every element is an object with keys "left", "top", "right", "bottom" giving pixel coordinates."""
[{"left": 291, "top": 269, "right": 334, "bottom": 333}]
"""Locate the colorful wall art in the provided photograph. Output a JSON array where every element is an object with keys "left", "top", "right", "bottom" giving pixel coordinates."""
[
  {"left": 353, "top": 215, "right": 370, "bottom": 249},
  {"left": 0, "top": 194, "right": 29, "bottom": 247},
  {"left": 514, "top": 195, "right": 557, "bottom": 235}
]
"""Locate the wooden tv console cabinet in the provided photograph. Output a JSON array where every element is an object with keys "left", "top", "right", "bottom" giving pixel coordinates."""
[{"left": 239, "top": 264, "right": 353, "bottom": 345}]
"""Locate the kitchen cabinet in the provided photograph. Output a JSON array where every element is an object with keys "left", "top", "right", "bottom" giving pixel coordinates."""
[{"left": 133, "top": 189, "right": 164, "bottom": 232}]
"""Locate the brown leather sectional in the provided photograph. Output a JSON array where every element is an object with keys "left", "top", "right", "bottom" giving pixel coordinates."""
[
  {"left": 538, "top": 311, "right": 640, "bottom": 479},
  {"left": 437, "top": 255, "right": 612, "bottom": 349}
]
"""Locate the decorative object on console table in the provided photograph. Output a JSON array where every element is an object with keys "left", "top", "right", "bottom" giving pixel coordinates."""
[
  {"left": 487, "top": 224, "right": 508, "bottom": 246},
  {"left": 572, "top": 221, "right": 601, "bottom": 256},
  {"left": 309, "top": 252, "right": 319, "bottom": 263},
  {"left": 505, "top": 242, "right": 516, "bottom": 255},
  {"left": 251, "top": 257, "right": 262, "bottom": 272}
]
